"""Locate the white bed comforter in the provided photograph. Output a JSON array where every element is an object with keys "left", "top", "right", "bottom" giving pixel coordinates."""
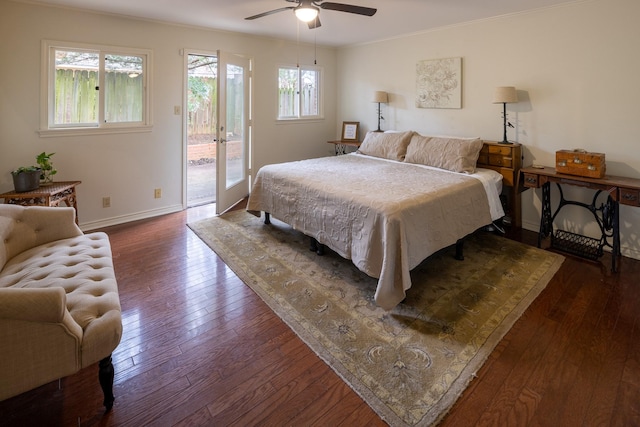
[{"left": 247, "top": 153, "right": 504, "bottom": 310}]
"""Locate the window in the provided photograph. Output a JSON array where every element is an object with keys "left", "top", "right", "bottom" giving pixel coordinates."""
[
  {"left": 277, "top": 65, "right": 322, "bottom": 120},
  {"left": 40, "top": 40, "right": 152, "bottom": 135}
]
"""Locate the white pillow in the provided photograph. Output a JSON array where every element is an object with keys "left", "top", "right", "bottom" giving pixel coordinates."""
[
  {"left": 357, "top": 131, "right": 414, "bottom": 161},
  {"left": 404, "top": 135, "right": 483, "bottom": 173}
]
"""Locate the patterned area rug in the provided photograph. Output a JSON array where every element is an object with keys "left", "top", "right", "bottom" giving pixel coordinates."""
[{"left": 188, "top": 210, "right": 564, "bottom": 426}]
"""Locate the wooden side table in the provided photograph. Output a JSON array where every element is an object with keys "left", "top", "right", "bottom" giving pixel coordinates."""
[
  {"left": 327, "top": 140, "right": 361, "bottom": 155},
  {"left": 0, "top": 181, "right": 82, "bottom": 223},
  {"left": 477, "top": 141, "right": 523, "bottom": 228}
]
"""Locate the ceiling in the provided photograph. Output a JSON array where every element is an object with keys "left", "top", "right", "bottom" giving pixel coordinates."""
[{"left": 29, "top": 0, "right": 579, "bottom": 47}]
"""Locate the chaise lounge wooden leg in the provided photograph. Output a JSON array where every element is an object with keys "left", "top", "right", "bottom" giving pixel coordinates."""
[
  {"left": 264, "top": 212, "right": 271, "bottom": 224},
  {"left": 99, "top": 354, "right": 115, "bottom": 412}
]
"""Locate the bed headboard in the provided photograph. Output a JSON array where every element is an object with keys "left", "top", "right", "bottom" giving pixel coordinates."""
[{"left": 477, "top": 140, "right": 522, "bottom": 227}]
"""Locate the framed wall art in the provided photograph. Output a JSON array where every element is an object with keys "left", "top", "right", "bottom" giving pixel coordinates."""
[
  {"left": 341, "top": 121, "right": 360, "bottom": 141},
  {"left": 416, "top": 57, "right": 462, "bottom": 109}
]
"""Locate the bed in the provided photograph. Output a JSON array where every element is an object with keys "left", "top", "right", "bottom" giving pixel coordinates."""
[{"left": 246, "top": 131, "right": 505, "bottom": 310}]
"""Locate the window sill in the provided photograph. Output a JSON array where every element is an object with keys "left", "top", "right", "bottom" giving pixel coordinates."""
[
  {"left": 38, "top": 125, "right": 153, "bottom": 138},
  {"left": 276, "top": 117, "right": 324, "bottom": 125}
]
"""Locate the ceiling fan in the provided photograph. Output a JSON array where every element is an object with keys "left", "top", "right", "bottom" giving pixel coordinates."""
[{"left": 245, "top": 0, "right": 377, "bottom": 29}]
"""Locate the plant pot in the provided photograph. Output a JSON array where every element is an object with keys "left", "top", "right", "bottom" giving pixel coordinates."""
[{"left": 12, "top": 170, "right": 41, "bottom": 192}]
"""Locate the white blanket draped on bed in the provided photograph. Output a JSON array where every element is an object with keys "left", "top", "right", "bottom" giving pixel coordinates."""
[{"left": 247, "top": 153, "right": 504, "bottom": 310}]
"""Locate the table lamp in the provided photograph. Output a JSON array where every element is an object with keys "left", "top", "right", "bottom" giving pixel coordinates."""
[
  {"left": 373, "top": 91, "right": 388, "bottom": 132},
  {"left": 493, "top": 86, "right": 518, "bottom": 144}
]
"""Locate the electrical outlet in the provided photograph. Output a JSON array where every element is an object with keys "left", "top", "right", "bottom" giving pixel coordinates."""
[
  {"left": 102, "top": 197, "right": 111, "bottom": 208},
  {"left": 154, "top": 188, "right": 162, "bottom": 199},
  {"left": 174, "top": 105, "right": 181, "bottom": 115}
]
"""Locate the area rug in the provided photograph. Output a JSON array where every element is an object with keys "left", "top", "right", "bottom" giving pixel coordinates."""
[{"left": 188, "top": 210, "right": 564, "bottom": 426}]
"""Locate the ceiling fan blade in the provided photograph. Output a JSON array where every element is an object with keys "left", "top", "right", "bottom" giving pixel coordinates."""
[
  {"left": 245, "top": 6, "right": 295, "bottom": 20},
  {"left": 318, "top": 2, "right": 377, "bottom": 16},
  {"left": 307, "top": 17, "right": 322, "bottom": 29}
]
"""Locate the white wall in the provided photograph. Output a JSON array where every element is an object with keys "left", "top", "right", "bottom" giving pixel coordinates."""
[
  {"left": 0, "top": 1, "right": 338, "bottom": 229},
  {"left": 336, "top": 0, "right": 640, "bottom": 259},
  {"left": 2, "top": 0, "right": 639, "bottom": 259}
]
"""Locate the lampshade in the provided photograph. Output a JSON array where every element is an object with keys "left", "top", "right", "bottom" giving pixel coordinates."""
[
  {"left": 373, "top": 91, "right": 388, "bottom": 103},
  {"left": 493, "top": 86, "right": 518, "bottom": 104},
  {"left": 294, "top": 6, "right": 319, "bottom": 22}
]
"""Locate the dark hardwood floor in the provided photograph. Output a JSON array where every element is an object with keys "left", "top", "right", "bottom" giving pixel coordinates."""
[{"left": 1, "top": 202, "right": 639, "bottom": 426}]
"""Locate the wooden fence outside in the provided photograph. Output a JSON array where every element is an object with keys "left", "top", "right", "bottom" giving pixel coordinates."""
[
  {"left": 54, "top": 69, "right": 143, "bottom": 124},
  {"left": 277, "top": 87, "right": 317, "bottom": 118}
]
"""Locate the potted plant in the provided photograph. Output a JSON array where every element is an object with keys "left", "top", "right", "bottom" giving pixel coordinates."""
[
  {"left": 36, "top": 152, "right": 57, "bottom": 184},
  {"left": 11, "top": 166, "right": 42, "bottom": 192}
]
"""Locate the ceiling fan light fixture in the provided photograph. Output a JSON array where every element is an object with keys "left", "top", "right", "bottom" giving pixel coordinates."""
[{"left": 294, "top": 6, "right": 319, "bottom": 22}]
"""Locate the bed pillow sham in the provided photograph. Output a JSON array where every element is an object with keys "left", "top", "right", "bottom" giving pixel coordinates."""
[
  {"left": 404, "top": 134, "right": 483, "bottom": 173},
  {"left": 357, "top": 131, "right": 414, "bottom": 161}
]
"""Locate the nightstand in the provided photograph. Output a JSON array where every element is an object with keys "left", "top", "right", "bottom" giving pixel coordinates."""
[
  {"left": 327, "top": 140, "right": 361, "bottom": 155},
  {"left": 477, "top": 141, "right": 523, "bottom": 228}
]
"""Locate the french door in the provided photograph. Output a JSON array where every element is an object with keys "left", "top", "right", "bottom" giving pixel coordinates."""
[
  {"left": 186, "top": 52, "right": 217, "bottom": 207},
  {"left": 184, "top": 50, "right": 250, "bottom": 211},
  {"left": 215, "top": 51, "right": 251, "bottom": 214}
]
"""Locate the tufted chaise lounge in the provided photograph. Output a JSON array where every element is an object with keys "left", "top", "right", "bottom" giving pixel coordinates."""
[{"left": 0, "top": 204, "right": 122, "bottom": 410}]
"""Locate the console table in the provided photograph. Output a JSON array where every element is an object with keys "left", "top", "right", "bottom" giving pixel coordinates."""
[
  {"left": 521, "top": 166, "right": 640, "bottom": 271},
  {"left": 0, "top": 181, "right": 82, "bottom": 223}
]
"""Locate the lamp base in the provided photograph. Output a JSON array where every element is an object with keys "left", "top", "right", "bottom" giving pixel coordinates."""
[
  {"left": 375, "top": 102, "right": 383, "bottom": 133},
  {"left": 499, "top": 102, "right": 511, "bottom": 145}
]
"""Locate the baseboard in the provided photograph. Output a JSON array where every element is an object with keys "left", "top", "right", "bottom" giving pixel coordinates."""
[
  {"left": 521, "top": 219, "right": 539, "bottom": 234},
  {"left": 80, "top": 204, "right": 184, "bottom": 231},
  {"left": 621, "top": 246, "right": 640, "bottom": 261}
]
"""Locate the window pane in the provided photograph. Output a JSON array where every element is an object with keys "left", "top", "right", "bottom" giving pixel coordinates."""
[
  {"left": 105, "top": 54, "right": 144, "bottom": 123},
  {"left": 226, "top": 64, "right": 245, "bottom": 188},
  {"left": 300, "top": 69, "right": 318, "bottom": 116},
  {"left": 54, "top": 49, "right": 99, "bottom": 125},
  {"left": 278, "top": 68, "right": 299, "bottom": 118},
  {"left": 44, "top": 40, "right": 151, "bottom": 132}
]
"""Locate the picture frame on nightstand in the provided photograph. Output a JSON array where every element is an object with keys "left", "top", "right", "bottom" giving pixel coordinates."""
[{"left": 341, "top": 121, "right": 359, "bottom": 141}]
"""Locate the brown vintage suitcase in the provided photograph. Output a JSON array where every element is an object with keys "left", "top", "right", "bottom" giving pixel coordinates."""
[{"left": 555, "top": 149, "right": 606, "bottom": 178}]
